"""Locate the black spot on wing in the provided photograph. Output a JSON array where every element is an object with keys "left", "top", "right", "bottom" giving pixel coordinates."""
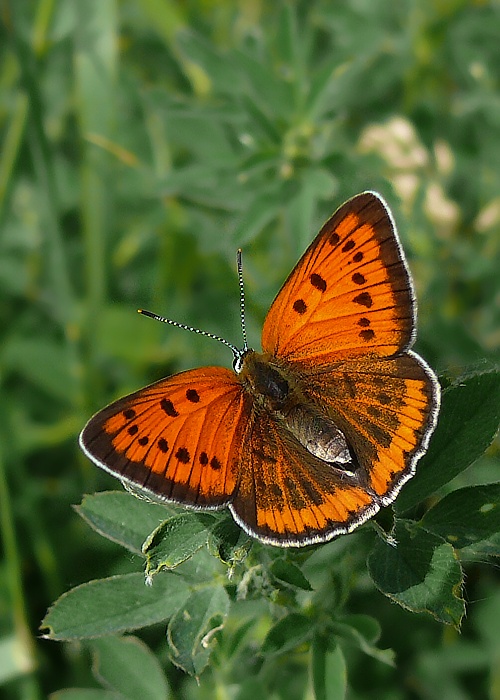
[
  {"left": 310, "top": 273, "right": 327, "bottom": 292},
  {"left": 293, "top": 299, "right": 307, "bottom": 314},
  {"left": 186, "top": 389, "right": 200, "bottom": 403},
  {"left": 175, "top": 447, "right": 190, "bottom": 463},
  {"left": 158, "top": 438, "right": 169, "bottom": 452},
  {"left": 160, "top": 399, "right": 178, "bottom": 417},
  {"left": 210, "top": 456, "right": 222, "bottom": 470},
  {"left": 353, "top": 292, "right": 373, "bottom": 308}
]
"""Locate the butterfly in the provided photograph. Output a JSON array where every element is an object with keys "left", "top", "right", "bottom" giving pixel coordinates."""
[{"left": 79, "top": 191, "right": 440, "bottom": 547}]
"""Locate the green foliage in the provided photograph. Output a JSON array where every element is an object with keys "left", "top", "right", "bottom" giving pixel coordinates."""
[
  {"left": 367, "top": 521, "right": 465, "bottom": 626},
  {"left": 1, "top": 1, "right": 499, "bottom": 699}
]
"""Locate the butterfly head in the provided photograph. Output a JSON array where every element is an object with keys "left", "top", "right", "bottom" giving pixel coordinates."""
[{"left": 232, "top": 346, "right": 254, "bottom": 374}]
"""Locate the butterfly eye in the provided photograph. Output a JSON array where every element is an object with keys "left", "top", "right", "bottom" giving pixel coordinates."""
[{"left": 233, "top": 351, "right": 247, "bottom": 373}]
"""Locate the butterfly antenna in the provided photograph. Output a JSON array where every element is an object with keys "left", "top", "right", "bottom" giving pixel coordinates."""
[
  {"left": 237, "top": 249, "right": 249, "bottom": 352},
  {"left": 138, "top": 310, "right": 241, "bottom": 357},
  {"left": 139, "top": 252, "right": 251, "bottom": 370}
]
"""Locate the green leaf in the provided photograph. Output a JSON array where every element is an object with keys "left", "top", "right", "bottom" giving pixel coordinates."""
[
  {"left": 331, "top": 615, "right": 395, "bottom": 666},
  {"left": 461, "top": 531, "right": 500, "bottom": 559},
  {"left": 208, "top": 515, "right": 252, "bottom": 565},
  {"left": 41, "top": 573, "right": 190, "bottom": 640},
  {"left": 143, "top": 513, "right": 215, "bottom": 575},
  {"left": 367, "top": 520, "right": 465, "bottom": 627},
  {"left": 90, "top": 636, "right": 171, "bottom": 700},
  {"left": 420, "top": 484, "right": 500, "bottom": 549},
  {"left": 270, "top": 559, "right": 313, "bottom": 591},
  {"left": 396, "top": 372, "right": 500, "bottom": 512},
  {"left": 310, "top": 637, "right": 347, "bottom": 700},
  {"left": 338, "top": 614, "right": 381, "bottom": 645},
  {"left": 261, "top": 613, "right": 312, "bottom": 655},
  {"left": 75, "top": 492, "right": 174, "bottom": 555},
  {"left": 167, "top": 586, "right": 230, "bottom": 677}
]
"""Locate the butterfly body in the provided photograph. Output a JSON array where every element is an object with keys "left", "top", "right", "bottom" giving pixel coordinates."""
[
  {"left": 80, "top": 192, "right": 440, "bottom": 547},
  {"left": 239, "top": 350, "right": 353, "bottom": 467}
]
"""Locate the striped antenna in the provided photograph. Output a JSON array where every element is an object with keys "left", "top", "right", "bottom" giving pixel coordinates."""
[
  {"left": 138, "top": 250, "right": 251, "bottom": 371},
  {"left": 237, "top": 249, "right": 249, "bottom": 353}
]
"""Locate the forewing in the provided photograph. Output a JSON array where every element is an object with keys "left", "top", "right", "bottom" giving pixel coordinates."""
[
  {"left": 262, "top": 192, "right": 415, "bottom": 364},
  {"left": 79, "top": 367, "right": 249, "bottom": 508}
]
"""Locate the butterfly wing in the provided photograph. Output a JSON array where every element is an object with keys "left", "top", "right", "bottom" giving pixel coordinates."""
[
  {"left": 301, "top": 352, "right": 439, "bottom": 505},
  {"left": 230, "top": 408, "right": 378, "bottom": 546},
  {"left": 262, "top": 192, "right": 415, "bottom": 364},
  {"left": 79, "top": 367, "right": 250, "bottom": 507}
]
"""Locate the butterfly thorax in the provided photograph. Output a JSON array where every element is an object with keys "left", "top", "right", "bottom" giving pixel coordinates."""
[{"left": 239, "top": 350, "right": 353, "bottom": 467}]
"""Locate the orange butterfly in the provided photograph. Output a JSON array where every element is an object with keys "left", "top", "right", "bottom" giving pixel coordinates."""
[{"left": 80, "top": 192, "right": 440, "bottom": 547}]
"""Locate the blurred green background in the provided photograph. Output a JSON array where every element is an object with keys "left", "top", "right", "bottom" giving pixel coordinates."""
[{"left": 1, "top": 0, "right": 499, "bottom": 698}]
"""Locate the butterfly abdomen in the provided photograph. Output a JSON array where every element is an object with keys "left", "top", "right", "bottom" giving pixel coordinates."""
[{"left": 284, "top": 407, "right": 353, "bottom": 467}]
